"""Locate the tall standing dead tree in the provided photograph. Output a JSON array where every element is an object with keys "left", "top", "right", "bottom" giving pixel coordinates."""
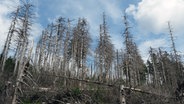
[
  {"left": 96, "top": 13, "right": 114, "bottom": 83},
  {"left": 0, "top": 7, "right": 20, "bottom": 73},
  {"left": 168, "top": 22, "right": 184, "bottom": 90},
  {"left": 123, "top": 13, "right": 145, "bottom": 87},
  {"left": 63, "top": 19, "right": 72, "bottom": 86},
  {"left": 12, "top": 2, "right": 35, "bottom": 104}
]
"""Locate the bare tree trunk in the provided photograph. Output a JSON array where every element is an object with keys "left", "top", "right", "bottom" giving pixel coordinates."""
[
  {"left": 1, "top": 7, "right": 19, "bottom": 72},
  {"left": 13, "top": 41, "right": 21, "bottom": 76},
  {"left": 120, "top": 85, "right": 126, "bottom": 104},
  {"left": 150, "top": 47, "right": 158, "bottom": 87},
  {"left": 12, "top": 3, "right": 33, "bottom": 103},
  {"left": 12, "top": 40, "right": 33, "bottom": 104},
  {"left": 63, "top": 19, "right": 71, "bottom": 86},
  {"left": 158, "top": 48, "right": 167, "bottom": 83}
]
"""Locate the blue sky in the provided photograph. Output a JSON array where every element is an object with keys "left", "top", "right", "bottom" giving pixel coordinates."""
[{"left": 1, "top": 0, "right": 184, "bottom": 61}]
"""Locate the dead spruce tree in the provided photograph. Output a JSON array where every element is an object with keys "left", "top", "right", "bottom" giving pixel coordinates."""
[
  {"left": 168, "top": 22, "right": 184, "bottom": 83},
  {"left": 122, "top": 13, "right": 145, "bottom": 87},
  {"left": 63, "top": 19, "right": 72, "bottom": 86},
  {"left": 114, "top": 49, "right": 124, "bottom": 81},
  {"left": 149, "top": 47, "right": 159, "bottom": 87},
  {"left": 147, "top": 47, "right": 167, "bottom": 89},
  {"left": 167, "top": 22, "right": 184, "bottom": 96},
  {"left": 34, "top": 24, "right": 54, "bottom": 72},
  {"left": 11, "top": 2, "right": 35, "bottom": 104},
  {"left": 96, "top": 13, "right": 114, "bottom": 83},
  {"left": 51, "top": 17, "right": 66, "bottom": 88},
  {"left": 0, "top": 7, "right": 20, "bottom": 73},
  {"left": 34, "top": 17, "right": 67, "bottom": 87},
  {"left": 70, "top": 18, "right": 91, "bottom": 88}
]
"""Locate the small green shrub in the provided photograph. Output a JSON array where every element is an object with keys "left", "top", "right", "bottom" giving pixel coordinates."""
[{"left": 71, "top": 87, "right": 81, "bottom": 96}]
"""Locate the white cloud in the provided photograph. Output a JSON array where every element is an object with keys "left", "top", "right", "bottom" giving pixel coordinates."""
[
  {"left": 126, "top": 0, "right": 184, "bottom": 61},
  {"left": 111, "top": 34, "right": 124, "bottom": 50},
  {"left": 44, "top": 0, "right": 123, "bottom": 44},
  {"left": 139, "top": 38, "right": 168, "bottom": 61},
  {"left": 126, "top": 0, "right": 184, "bottom": 34},
  {"left": 99, "top": 0, "right": 122, "bottom": 22},
  {"left": 141, "top": 39, "right": 167, "bottom": 49},
  {"left": 30, "top": 23, "right": 43, "bottom": 42}
]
